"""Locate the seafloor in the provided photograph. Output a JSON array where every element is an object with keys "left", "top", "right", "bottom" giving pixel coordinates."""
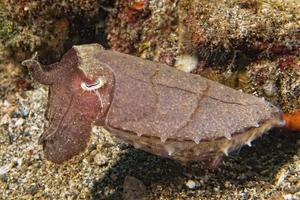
[{"left": 0, "top": 60, "right": 300, "bottom": 200}]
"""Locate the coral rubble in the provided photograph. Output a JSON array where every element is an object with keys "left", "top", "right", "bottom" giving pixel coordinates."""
[
  {"left": 108, "top": 0, "right": 299, "bottom": 66},
  {"left": 107, "top": 0, "right": 300, "bottom": 111},
  {"left": 0, "top": 0, "right": 111, "bottom": 61}
]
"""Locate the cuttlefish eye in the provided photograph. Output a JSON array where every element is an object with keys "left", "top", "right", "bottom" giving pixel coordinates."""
[{"left": 81, "top": 77, "right": 106, "bottom": 91}]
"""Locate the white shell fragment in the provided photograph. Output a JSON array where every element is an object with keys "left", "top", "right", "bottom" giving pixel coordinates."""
[
  {"left": 185, "top": 180, "right": 196, "bottom": 189},
  {"left": 0, "top": 163, "right": 13, "bottom": 176},
  {"left": 175, "top": 54, "right": 198, "bottom": 73}
]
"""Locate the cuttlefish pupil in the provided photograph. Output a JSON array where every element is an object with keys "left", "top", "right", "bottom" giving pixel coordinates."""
[{"left": 81, "top": 77, "right": 106, "bottom": 91}]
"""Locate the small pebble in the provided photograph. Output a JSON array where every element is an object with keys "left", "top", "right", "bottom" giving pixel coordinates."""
[
  {"left": 123, "top": 175, "right": 147, "bottom": 200},
  {"left": 185, "top": 180, "right": 196, "bottom": 189},
  {"left": 224, "top": 181, "right": 231, "bottom": 188},
  {"left": 93, "top": 153, "right": 108, "bottom": 166},
  {"left": 0, "top": 163, "right": 13, "bottom": 176},
  {"left": 20, "top": 107, "right": 29, "bottom": 117},
  {"left": 0, "top": 114, "right": 10, "bottom": 125},
  {"left": 263, "top": 81, "right": 277, "bottom": 97},
  {"left": 284, "top": 194, "right": 293, "bottom": 200},
  {"left": 16, "top": 158, "right": 23, "bottom": 167},
  {"left": 276, "top": 169, "right": 289, "bottom": 187},
  {"left": 214, "top": 186, "right": 220, "bottom": 192},
  {"left": 3, "top": 100, "right": 11, "bottom": 107},
  {"left": 175, "top": 54, "right": 198, "bottom": 73},
  {"left": 14, "top": 118, "right": 24, "bottom": 127}
]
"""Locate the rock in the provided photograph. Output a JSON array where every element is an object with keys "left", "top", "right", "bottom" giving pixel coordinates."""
[
  {"left": 185, "top": 180, "right": 196, "bottom": 189},
  {"left": 283, "top": 194, "right": 293, "bottom": 200},
  {"left": 0, "top": 114, "right": 10, "bottom": 125},
  {"left": 20, "top": 107, "right": 29, "bottom": 117},
  {"left": 123, "top": 175, "right": 147, "bottom": 200},
  {"left": 14, "top": 118, "right": 24, "bottom": 127},
  {"left": 0, "top": 163, "right": 13, "bottom": 176},
  {"left": 93, "top": 153, "right": 108, "bottom": 166}
]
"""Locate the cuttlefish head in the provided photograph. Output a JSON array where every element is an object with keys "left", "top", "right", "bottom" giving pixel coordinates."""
[{"left": 22, "top": 46, "right": 114, "bottom": 163}]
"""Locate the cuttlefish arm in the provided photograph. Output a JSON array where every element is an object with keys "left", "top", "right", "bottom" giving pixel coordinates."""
[
  {"left": 21, "top": 52, "right": 70, "bottom": 85},
  {"left": 22, "top": 50, "right": 107, "bottom": 163}
]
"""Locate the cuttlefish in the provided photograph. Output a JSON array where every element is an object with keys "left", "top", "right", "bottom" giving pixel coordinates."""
[{"left": 22, "top": 44, "right": 299, "bottom": 166}]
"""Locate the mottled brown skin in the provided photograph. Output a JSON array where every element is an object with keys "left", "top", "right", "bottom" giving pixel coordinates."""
[
  {"left": 22, "top": 44, "right": 283, "bottom": 165},
  {"left": 22, "top": 51, "right": 111, "bottom": 163}
]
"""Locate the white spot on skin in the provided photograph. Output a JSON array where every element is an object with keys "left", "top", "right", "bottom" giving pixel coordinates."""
[
  {"left": 137, "top": 132, "right": 143, "bottom": 137},
  {"left": 175, "top": 54, "right": 198, "bottom": 73},
  {"left": 94, "top": 90, "right": 103, "bottom": 109},
  {"left": 160, "top": 136, "right": 167, "bottom": 143},
  {"left": 194, "top": 137, "right": 200, "bottom": 144},
  {"left": 246, "top": 139, "right": 252, "bottom": 147},
  {"left": 254, "top": 123, "right": 260, "bottom": 128},
  {"left": 164, "top": 144, "right": 175, "bottom": 156},
  {"left": 195, "top": 150, "right": 201, "bottom": 156},
  {"left": 224, "top": 133, "right": 232, "bottom": 140},
  {"left": 221, "top": 146, "right": 229, "bottom": 156}
]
